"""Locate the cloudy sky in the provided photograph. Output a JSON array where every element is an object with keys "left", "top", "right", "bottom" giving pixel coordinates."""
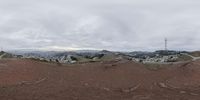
[{"left": 0, "top": 0, "right": 200, "bottom": 51}]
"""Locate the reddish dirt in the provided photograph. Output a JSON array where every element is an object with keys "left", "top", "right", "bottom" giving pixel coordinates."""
[{"left": 0, "top": 59, "right": 200, "bottom": 100}]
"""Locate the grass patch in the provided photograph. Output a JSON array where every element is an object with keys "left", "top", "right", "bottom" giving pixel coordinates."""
[
  {"left": 177, "top": 54, "right": 192, "bottom": 61},
  {"left": 99, "top": 54, "right": 116, "bottom": 61},
  {"left": 26, "top": 58, "right": 49, "bottom": 63},
  {"left": 0, "top": 52, "right": 14, "bottom": 59},
  {"left": 189, "top": 51, "right": 200, "bottom": 57},
  {"left": 76, "top": 57, "right": 94, "bottom": 63}
]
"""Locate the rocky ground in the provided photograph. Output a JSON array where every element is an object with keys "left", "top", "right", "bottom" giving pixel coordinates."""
[{"left": 0, "top": 58, "right": 200, "bottom": 100}]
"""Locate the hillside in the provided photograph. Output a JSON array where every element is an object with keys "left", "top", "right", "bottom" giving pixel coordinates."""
[
  {"left": 0, "top": 51, "right": 17, "bottom": 59},
  {"left": 189, "top": 51, "right": 200, "bottom": 57},
  {"left": 11, "top": 50, "right": 196, "bottom": 64},
  {"left": 0, "top": 59, "right": 200, "bottom": 100}
]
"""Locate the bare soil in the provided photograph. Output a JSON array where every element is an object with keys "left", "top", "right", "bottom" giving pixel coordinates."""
[{"left": 0, "top": 58, "right": 200, "bottom": 100}]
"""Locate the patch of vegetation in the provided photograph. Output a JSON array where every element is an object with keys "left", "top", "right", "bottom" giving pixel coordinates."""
[
  {"left": 0, "top": 51, "right": 14, "bottom": 59},
  {"left": 70, "top": 56, "right": 78, "bottom": 61},
  {"left": 189, "top": 51, "right": 200, "bottom": 57},
  {"left": 27, "top": 58, "right": 49, "bottom": 63},
  {"left": 177, "top": 54, "right": 192, "bottom": 61},
  {"left": 0, "top": 51, "right": 5, "bottom": 55},
  {"left": 76, "top": 56, "right": 93, "bottom": 62},
  {"left": 100, "top": 54, "right": 116, "bottom": 61},
  {"left": 2, "top": 54, "right": 14, "bottom": 58},
  {"left": 76, "top": 54, "right": 105, "bottom": 63}
]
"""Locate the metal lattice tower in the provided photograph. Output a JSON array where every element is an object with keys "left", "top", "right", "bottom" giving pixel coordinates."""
[{"left": 165, "top": 38, "right": 167, "bottom": 51}]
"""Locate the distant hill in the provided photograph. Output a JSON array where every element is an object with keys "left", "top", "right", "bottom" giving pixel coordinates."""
[{"left": 8, "top": 49, "right": 197, "bottom": 64}]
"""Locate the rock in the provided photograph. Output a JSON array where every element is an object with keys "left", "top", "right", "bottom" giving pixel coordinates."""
[
  {"left": 158, "top": 83, "right": 168, "bottom": 88},
  {"left": 103, "top": 87, "right": 110, "bottom": 91},
  {"left": 179, "top": 91, "right": 186, "bottom": 94},
  {"left": 84, "top": 83, "right": 89, "bottom": 86},
  {"left": 190, "top": 93, "right": 199, "bottom": 96},
  {"left": 121, "top": 84, "right": 140, "bottom": 93}
]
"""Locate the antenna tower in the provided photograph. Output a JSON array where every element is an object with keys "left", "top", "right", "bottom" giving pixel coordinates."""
[{"left": 165, "top": 38, "right": 167, "bottom": 51}]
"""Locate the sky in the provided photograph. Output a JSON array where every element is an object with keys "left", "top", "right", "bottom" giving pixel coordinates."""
[{"left": 0, "top": 0, "right": 200, "bottom": 51}]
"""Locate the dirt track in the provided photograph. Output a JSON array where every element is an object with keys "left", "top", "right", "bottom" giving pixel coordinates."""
[{"left": 0, "top": 59, "right": 200, "bottom": 100}]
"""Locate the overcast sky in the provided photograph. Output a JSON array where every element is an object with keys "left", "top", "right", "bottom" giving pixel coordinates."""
[{"left": 0, "top": 0, "right": 200, "bottom": 51}]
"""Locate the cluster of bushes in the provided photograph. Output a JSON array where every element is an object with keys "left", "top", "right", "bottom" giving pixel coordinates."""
[{"left": 81, "top": 54, "right": 104, "bottom": 59}]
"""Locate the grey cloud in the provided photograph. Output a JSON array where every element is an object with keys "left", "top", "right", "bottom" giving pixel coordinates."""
[{"left": 0, "top": 0, "right": 200, "bottom": 51}]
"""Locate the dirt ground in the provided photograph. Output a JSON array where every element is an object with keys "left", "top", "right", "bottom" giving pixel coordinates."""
[{"left": 0, "top": 58, "right": 200, "bottom": 100}]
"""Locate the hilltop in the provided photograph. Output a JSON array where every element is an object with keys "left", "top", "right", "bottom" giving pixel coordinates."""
[
  {"left": 0, "top": 57, "right": 200, "bottom": 100},
  {"left": 0, "top": 50, "right": 200, "bottom": 99}
]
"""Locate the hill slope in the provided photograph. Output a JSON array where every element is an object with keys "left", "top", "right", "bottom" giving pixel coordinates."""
[{"left": 0, "top": 59, "right": 200, "bottom": 100}]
